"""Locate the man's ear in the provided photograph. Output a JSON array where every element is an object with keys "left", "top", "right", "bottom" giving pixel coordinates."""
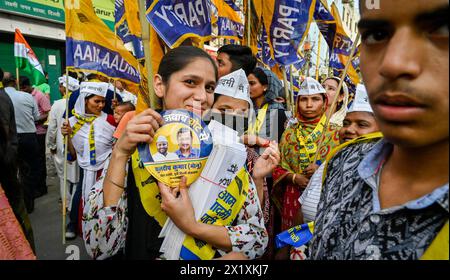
[{"left": 154, "top": 74, "right": 165, "bottom": 99}]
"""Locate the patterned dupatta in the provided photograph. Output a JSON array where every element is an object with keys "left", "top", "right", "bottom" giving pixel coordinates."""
[
  {"left": 0, "top": 185, "right": 35, "bottom": 260},
  {"left": 273, "top": 113, "right": 340, "bottom": 230},
  {"left": 277, "top": 115, "right": 340, "bottom": 177}
]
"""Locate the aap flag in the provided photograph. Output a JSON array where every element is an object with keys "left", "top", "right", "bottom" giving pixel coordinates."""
[
  {"left": 313, "top": 0, "right": 336, "bottom": 50},
  {"left": 115, "top": 0, "right": 145, "bottom": 60},
  {"left": 276, "top": 222, "right": 315, "bottom": 249},
  {"left": 329, "top": 3, "right": 360, "bottom": 99},
  {"left": 65, "top": 0, "right": 142, "bottom": 93},
  {"left": 146, "top": 0, "right": 212, "bottom": 48},
  {"left": 256, "top": 23, "right": 276, "bottom": 68},
  {"left": 224, "top": 0, "right": 240, "bottom": 11},
  {"left": 263, "top": 0, "right": 315, "bottom": 66},
  {"left": 211, "top": 0, "right": 244, "bottom": 40}
]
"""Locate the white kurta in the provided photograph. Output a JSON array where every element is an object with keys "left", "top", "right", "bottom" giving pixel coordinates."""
[
  {"left": 69, "top": 112, "right": 115, "bottom": 202},
  {"left": 46, "top": 99, "right": 80, "bottom": 203}
]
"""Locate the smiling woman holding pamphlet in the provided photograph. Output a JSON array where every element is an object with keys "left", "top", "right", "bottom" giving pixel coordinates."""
[{"left": 82, "top": 46, "right": 269, "bottom": 260}]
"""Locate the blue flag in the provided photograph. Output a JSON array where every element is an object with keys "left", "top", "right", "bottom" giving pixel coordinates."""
[
  {"left": 114, "top": 0, "right": 145, "bottom": 60},
  {"left": 263, "top": 0, "right": 316, "bottom": 66},
  {"left": 313, "top": 0, "right": 336, "bottom": 50},
  {"left": 257, "top": 23, "right": 276, "bottom": 68},
  {"left": 146, "top": 0, "right": 212, "bottom": 48},
  {"left": 276, "top": 222, "right": 314, "bottom": 249}
]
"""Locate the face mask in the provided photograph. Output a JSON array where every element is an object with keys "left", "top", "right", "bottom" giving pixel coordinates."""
[{"left": 204, "top": 111, "right": 249, "bottom": 136}]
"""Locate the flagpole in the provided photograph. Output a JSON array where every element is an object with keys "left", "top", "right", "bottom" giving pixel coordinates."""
[
  {"left": 16, "top": 67, "right": 20, "bottom": 90},
  {"left": 247, "top": 0, "right": 251, "bottom": 46},
  {"left": 312, "top": 33, "right": 361, "bottom": 165},
  {"left": 62, "top": 68, "right": 69, "bottom": 245},
  {"left": 113, "top": 29, "right": 118, "bottom": 101},
  {"left": 138, "top": 0, "right": 157, "bottom": 110},
  {"left": 315, "top": 31, "right": 322, "bottom": 80},
  {"left": 289, "top": 65, "right": 295, "bottom": 113},
  {"left": 281, "top": 66, "right": 291, "bottom": 114}
]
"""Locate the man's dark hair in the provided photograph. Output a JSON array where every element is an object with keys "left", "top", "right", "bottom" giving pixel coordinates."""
[
  {"left": 0, "top": 68, "right": 3, "bottom": 81},
  {"left": 19, "top": 76, "right": 31, "bottom": 88},
  {"left": 2, "top": 73, "right": 16, "bottom": 87},
  {"left": 218, "top": 44, "right": 257, "bottom": 76},
  {"left": 177, "top": 127, "right": 193, "bottom": 138}
]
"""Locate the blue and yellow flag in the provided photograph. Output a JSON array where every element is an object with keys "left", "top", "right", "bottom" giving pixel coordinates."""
[
  {"left": 65, "top": 0, "right": 142, "bottom": 94},
  {"left": 115, "top": 0, "right": 144, "bottom": 60},
  {"left": 313, "top": 0, "right": 336, "bottom": 50},
  {"left": 285, "top": 65, "right": 302, "bottom": 97},
  {"left": 211, "top": 0, "right": 244, "bottom": 41},
  {"left": 224, "top": 0, "right": 240, "bottom": 12},
  {"left": 256, "top": 23, "right": 276, "bottom": 68},
  {"left": 276, "top": 222, "right": 315, "bottom": 249},
  {"left": 263, "top": 0, "right": 316, "bottom": 66},
  {"left": 329, "top": 3, "right": 360, "bottom": 97},
  {"left": 146, "top": 0, "right": 212, "bottom": 48}
]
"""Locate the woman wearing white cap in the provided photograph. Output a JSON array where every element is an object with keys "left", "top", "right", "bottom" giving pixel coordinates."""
[
  {"left": 288, "top": 84, "right": 380, "bottom": 260},
  {"left": 211, "top": 69, "right": 281, "bottom": 259},
  {"left": 273, "top": 77, "right": 341, "bottom": 237},
  {"left": 47, "top": 75, "right": 81, "bottom": 209},
  {"left": 61, "top": 81, "right": 117, "bottom": 206}
]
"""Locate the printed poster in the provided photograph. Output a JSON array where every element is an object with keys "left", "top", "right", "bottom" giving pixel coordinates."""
[{"left": 138, "top": 110, "right": 213, "bottom": 187}]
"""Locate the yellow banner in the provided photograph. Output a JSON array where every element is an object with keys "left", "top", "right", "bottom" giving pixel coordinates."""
[{"left": 65, "top": 0, "right": 143, "bottom": 94}]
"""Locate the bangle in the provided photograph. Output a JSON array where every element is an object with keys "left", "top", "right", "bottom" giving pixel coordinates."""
[
  {"left": 108, "top": 177, "right": 125, "bottom": 189},
  {"left": 292, "top": 174, "right": 297, "bottom": 185}
]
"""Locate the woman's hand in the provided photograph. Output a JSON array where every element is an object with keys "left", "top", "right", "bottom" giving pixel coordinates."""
[
  {"left": 61, "top": 120, "right": 72, "bottom": 136},
  {"left": 241, "top": 135, "right": 271, "bottom": 148},
  {"left": 252, "top": 141, "right": 281, "bottom": 180},
  {"left": 158, "top": 177, "right": 197, "bottom": 236},
  {"left": 114, "top": 108, "right": 163, "bottom": 158},
  {"left": 303, "top": 163, "right": 320, "bottom": 179},
  {"left": 293, "top": 174, "right": 310, "bottom": 189}
]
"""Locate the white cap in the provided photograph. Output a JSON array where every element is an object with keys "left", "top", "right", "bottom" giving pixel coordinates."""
[
  {"left": 157, "top": 135, "right": 168, "bottom": 143},
  {"left": 348, "top": 84, "right": 373, "bottom": 113},
  {"left": 74, "top": 82, "right": 109, "bottom": 115},
  {"left": 58, "top": 75, "right": 80, "bottom": 92},
  {"left": 79, "top": 82, "right": 109, "bottom": 98},
  {"left": 298, "top": 77, "right": 326, "bottom": 96},
  {"left": 214, "top": 69, "right": 252, "bottom": 106}
]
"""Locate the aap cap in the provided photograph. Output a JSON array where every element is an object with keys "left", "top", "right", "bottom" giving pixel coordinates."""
[
  {"left": 58, "top": 75, "right": 80, "bottom": 92},
  {"left": 348, "top": 84, "right": 373, "bottom": 113},
  {"left": 214, "top": 69, "right": 252, "bottom": 106},
  {"left": 79, "top": 81, "right": 109, "bottom": 98},
  {"left": 298, "top": 77, "right": 326, "bottom": 96},
  {"left": 157, "top": 135, "right": 168, "bottom": 143}
]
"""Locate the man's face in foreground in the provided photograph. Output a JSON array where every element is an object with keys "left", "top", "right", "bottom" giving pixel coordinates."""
[{"left": 359, "top": 0, "right": 449, "bottom": 147}]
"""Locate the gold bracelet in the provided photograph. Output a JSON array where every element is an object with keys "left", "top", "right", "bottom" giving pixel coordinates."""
[
  {"left": 108, "top": 177, "right": 125, "bottom": 189},
  {"left": 292, "top": 174, "right": 297, "bottom": 185}
]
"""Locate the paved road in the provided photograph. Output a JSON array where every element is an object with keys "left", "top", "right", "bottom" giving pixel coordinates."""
[{"left": 28, "top": 154, "right": 90, "bottom": 260}]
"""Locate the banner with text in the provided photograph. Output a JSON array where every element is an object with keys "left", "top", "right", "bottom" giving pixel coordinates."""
[{"left": 146, "top": 0, "right": 212, "bottom": 48}]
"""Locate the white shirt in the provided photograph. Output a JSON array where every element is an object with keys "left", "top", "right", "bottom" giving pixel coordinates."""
[
  {"left": 46, "top": 98, "right": 79, "bottom": 183},
  {"left": 152, "top": 152, "right": 179, "bottom": 162}
]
